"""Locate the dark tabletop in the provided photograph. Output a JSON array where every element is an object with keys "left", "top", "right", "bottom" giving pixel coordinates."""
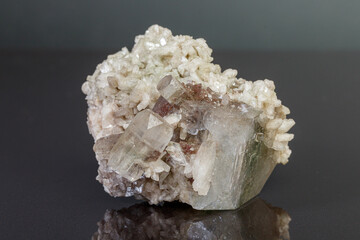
[{"left": 1, "top": 50, "right": 359, "bottom": 239}]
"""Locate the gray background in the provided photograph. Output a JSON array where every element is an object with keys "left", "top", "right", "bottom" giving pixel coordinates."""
[
  {"left": 2, "top": 0, "right": 360, "bottom": 50},
  {"left": 2, "top": 50, "right": 360, "bottom": 240},
  {"left": 1, "top": 1, "right": 360, "bottom": 239}
]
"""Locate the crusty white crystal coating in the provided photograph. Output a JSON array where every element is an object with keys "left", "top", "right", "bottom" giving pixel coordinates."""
[{"left": 82, "top": 25, "right": 295, "bottom": 209}]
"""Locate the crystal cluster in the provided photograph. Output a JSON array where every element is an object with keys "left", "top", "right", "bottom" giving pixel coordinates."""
[
  {"left": 92, "top": 198, "right": 291, "bottom": 240},
  {"left": 82, "top": 25, "right": 295, "bottom": 210}
]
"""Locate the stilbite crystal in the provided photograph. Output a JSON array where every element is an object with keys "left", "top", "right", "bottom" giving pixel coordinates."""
[
  {"left": 82, "top": 25, "right": 295, "bottom": 210},
  {"left": 191, "top": 131, "right": 216, "bottom": 195}
]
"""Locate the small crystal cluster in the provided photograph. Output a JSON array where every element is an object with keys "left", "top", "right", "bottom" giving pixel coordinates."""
[
  {"left": 82, "top": 25, "right": 295, "bottom": 210},
  {"left": 92, "top": 198, "right": 291, "bottom": 240}
]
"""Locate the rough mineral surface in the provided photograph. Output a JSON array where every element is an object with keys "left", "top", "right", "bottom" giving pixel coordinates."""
[
  {"left": 82, "top": 25, "right": 295, "bottom": 210},
  {"left": 92, "top": 198, "right": 291, "bottom": 240}
]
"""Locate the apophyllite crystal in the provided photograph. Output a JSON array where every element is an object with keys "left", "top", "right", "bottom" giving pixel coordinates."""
[{"left": 82, "top": 25, "right": 295, "bottom": 210}]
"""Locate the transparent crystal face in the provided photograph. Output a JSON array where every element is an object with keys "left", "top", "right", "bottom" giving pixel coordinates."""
[
  {"left": 108, "top": 109, "right": 173, "bottom": 182},
  {"left": 157, "top": 75, "right": 189, "bottom": 104},
  {"left": 187, "top": 104, "right": 264, "bottom": 209}
]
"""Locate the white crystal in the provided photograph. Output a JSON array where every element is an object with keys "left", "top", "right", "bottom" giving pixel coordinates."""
[
  {"left": 191, "top": 132, "right": 216, "bottom": 195},
  {"left": 157, "top": 75, "right": 188, "bottom": 104},
  {"left": 166, "top": 142, "right": 187, "bottom": 166}
]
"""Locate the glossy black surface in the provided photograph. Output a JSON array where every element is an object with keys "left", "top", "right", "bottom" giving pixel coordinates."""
[
  {"left": 1, "top": 50, "right": 359, "bottom": 239},
  {"left": 92, "top": 198, "right": 290, "bottom": 240}
]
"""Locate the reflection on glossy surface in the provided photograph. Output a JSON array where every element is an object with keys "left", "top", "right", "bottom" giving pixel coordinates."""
[{"left": 92, "top": 198, "right": 290, "bottom": 240}]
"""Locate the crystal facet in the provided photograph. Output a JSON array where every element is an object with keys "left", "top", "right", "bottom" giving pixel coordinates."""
[
  {"left": 156, "top": 75, "right": 189, "bottom": 104},
  {"left": 108, "top": 109, "right": 173, "bottom": 182}
]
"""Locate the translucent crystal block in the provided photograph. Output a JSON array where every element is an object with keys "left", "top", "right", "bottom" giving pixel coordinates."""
[
  {"left": 157, "top": 75, "right": 189, "bottom": 104},
  {"left": 188, "top": 105, "right": 276, "bottom": 210},
  {"left": 179, "top": 101, "right": 207, "bottom": 135},
  {"left": 108, "top": 109, "right": 173, "bottom": 181},
  {"left": 152, "top": 96, "right": 174, "bottom": 117}
]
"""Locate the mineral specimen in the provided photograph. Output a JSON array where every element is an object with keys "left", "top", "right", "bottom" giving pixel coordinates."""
[
  {"left": 92, "top": 198, "right": 291, "bottom": 240},
  {"left": 82, "top": 25, "right": 295, "bottom": 210}
]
